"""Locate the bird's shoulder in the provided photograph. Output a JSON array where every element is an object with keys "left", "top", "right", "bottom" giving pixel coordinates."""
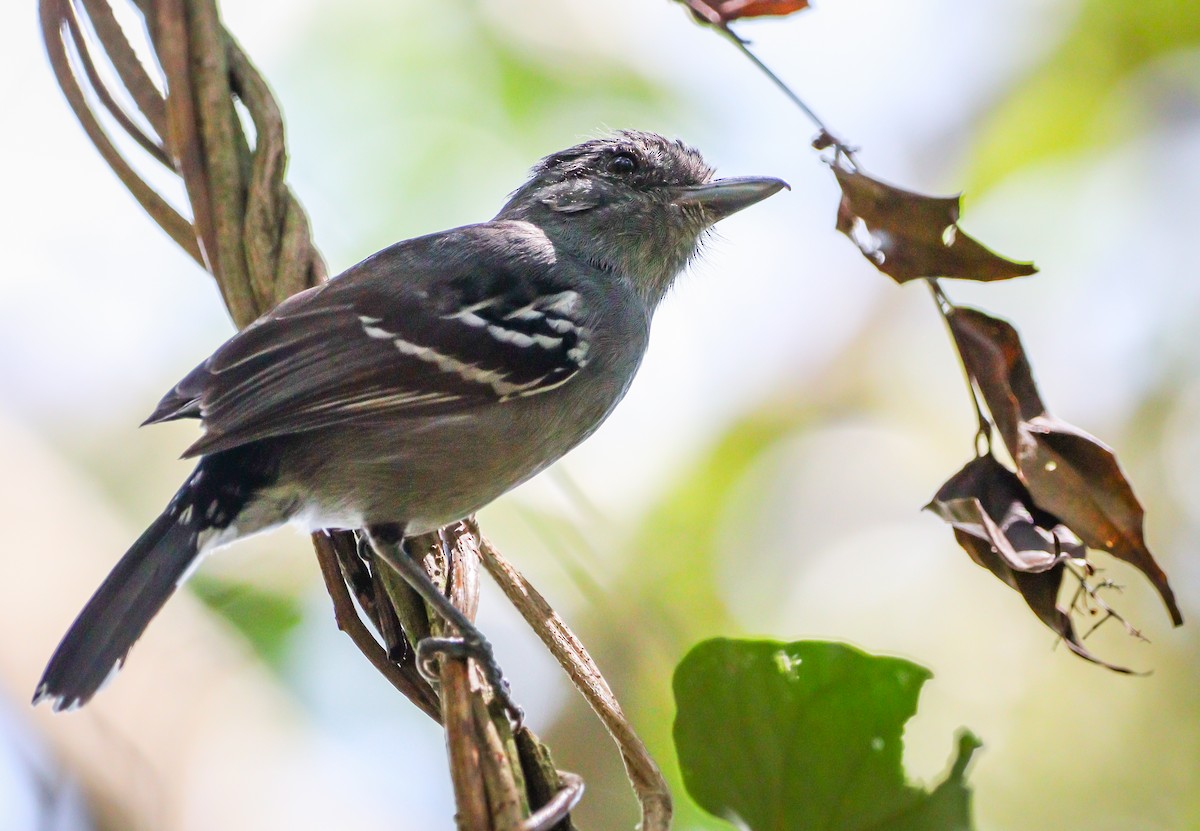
[{"left": 326, "top": 220, "right": 606, "bottom": 313}]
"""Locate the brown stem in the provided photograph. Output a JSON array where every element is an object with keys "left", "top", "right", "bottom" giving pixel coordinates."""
[
  {"left": 516, "top": 732, "right": 581, "bottom": 831},
  {"left": 425, "top": 530, "right": 493, "bottom": 830},
  {"left": 186, "top": 0, "right": 256, "bottom": 326},
  {"left": 926, "top": 279, "right": 994, "bottom": 455},
  {"left": 312, "top": 533, "right": 441, "bottom": 722},
  {"left": 39, "top": 0, "right": 202, "bottom": 264},
  {"left": 679, "top": 6, "right": 856, "bottom": 162},
  {"left": 154, "top": 0, "right": 218, "bottom": 274},
  {"left": 77, "top": 0, "right": 167, "bottom": 131},
  {"left": 474, "top": 523, "right": 671, "bottom": 831},
  {"left": 472, "top": 693, "right": 527, "bottom": 831},
  {"left": 524, "top": 769, "right": 584, "bottom": 831},
  {"left": 64, "top": 3, "right": 170, "bottom": 166}
]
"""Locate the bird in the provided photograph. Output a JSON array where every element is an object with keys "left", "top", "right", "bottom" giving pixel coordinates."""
[{"left": 34, "top": 130, "right": 787, "bottom": 715}]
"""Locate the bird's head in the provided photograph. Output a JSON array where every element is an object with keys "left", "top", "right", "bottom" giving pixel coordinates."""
[{"left": 497, "top": 131, "right": 787, "bottom": 306}]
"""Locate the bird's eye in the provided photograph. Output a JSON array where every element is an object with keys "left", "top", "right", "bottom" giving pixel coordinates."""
[{"left": 607, "top": 153, "right": 638, "bottom": 175}]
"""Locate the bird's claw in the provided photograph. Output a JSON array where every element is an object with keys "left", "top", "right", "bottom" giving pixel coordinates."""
[{"left": 416, "top": 635, "right": 524, "bottom": 726}]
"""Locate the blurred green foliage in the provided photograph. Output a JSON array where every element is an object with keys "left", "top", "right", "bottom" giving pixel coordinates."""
[
  {"left": 190, "top": 573, "right": 304, "bottom": 670},
  {"left": 278, "top": 2, "right": 683, "bottom": 253},
  {"left": 969, "top": 0, "right": 1200, "bottom": 194}
]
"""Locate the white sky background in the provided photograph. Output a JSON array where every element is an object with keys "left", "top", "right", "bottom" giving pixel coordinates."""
[
  {"left": 0, "top": 0, "right": 1063, "bottom": 469},
  {"left": 3, "top": 0, "right": 1199, "bottom": 829}
]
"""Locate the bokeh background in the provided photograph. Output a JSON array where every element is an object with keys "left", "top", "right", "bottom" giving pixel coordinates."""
[{"left": 2, "top": 0, "right": 1199, "bottom": 829}]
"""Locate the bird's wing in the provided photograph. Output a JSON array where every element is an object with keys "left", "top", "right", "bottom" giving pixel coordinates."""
[{"left": 146, "top": 226, "right": 594, "bottom": 458}]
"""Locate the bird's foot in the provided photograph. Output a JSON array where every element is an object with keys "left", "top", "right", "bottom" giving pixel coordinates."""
[{"left": 417, "top": 634, "right": 524, "bottom": 726}]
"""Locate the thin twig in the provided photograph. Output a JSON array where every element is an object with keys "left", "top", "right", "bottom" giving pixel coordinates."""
[
  {"left": 474, "top": 522, "right": 672, "bottom": 831},
  {"left": 64, "top": 4, "right": 170, "bottom": 166},
  {"left": 692, "top": 7, "right": 1008, "bottom": 460},
  {"left": 429, "top": 530, "right": 494, "bottom": 830},
  {"left": 690, "top": 14, "right": 856, "bottom": 162},
  {"left": 472, "top": 692, "right": 526, "bottom": 831},
  {"left": 40, "top": 0, "right": 203, "bottom": 264},
  {"left": 716, "top": 26, "right": 831, "bottom": 140},
  {"left": 154, "top": 0, "right": 218, "bottom": 274},
  {"left": 525, "top": 772, "right": 584, "bottom": 831},
  {"left": 1064, "top": 561, "right": 1148, "bottom": 642},
  {"left": 312, "top": 532, "right": 442, "bottom": 721},
  {"left": 926, "top": 279, "right": 994, "bottom": 455},
  {"left": 186, "top": 0, "right": 256, "bottom": 326},
  {"left": 77, "top": 0, "right": 167, "bottom": 131}
]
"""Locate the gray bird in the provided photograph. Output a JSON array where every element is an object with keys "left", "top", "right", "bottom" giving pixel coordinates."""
[{"left": 35, "top": 130, "right": 786, "bottom": 714}]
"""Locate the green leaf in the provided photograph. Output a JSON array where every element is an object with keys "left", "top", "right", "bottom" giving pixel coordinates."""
[{"left": 673, "top": 639, "right": 981, "bottom": 831}]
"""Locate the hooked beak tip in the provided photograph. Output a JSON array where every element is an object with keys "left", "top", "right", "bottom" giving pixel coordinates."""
[{"left": 673, "top": 175, "right": 789, "bottom": 221}]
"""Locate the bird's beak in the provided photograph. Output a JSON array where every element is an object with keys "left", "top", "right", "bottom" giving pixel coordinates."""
[{"left": 670, "top": 176, "right": 789, "bottom": 221}]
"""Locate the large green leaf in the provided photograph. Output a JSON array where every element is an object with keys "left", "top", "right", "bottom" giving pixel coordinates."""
[{"left": 674, "top": 639, "right": 980, "bottom": 831}]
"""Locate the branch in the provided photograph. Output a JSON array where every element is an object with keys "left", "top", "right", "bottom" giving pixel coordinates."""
[
  {"left": 313, "top": 531, "right": 441, "bottom": 721},
  {"left": 40, "top": 0, "right": 587, "bottom": 826},
  {"left": 474, "top": 523, "right": 670, "bottom": 831}
]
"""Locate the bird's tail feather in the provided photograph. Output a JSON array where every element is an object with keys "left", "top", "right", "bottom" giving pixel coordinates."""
[
  {"left": 34, "top": 457, "right": 253, "bottom": 712},
  {"left": 34, "top": 510, "right": 200, "bottom": 711}
]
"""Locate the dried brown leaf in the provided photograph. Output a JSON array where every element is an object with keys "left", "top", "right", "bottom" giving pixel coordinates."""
[
  {"left": 927, "top": 456, "right": 1132, "bottom": 673},
  {"left": 833, "top": 166, "right": 1037, "bottom": 284},
  {"left": 927, "top": 455, "right": 1082, "bottom": 577},
  {"left": 1018, "top": 415, "right": 1183, "bottom": 626},
  {"left": 946, "top": 306, "right": 1046, "bottom": 449},
  {"left": 683, "top": 0, "right": 809, "bottom": 25},
  {"left": 947, "top": 307, "right": 1183, "bottom": 626}
]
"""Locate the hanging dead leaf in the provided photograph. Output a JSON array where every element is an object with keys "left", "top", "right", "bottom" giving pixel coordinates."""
[
  {"left": 946, "top": 306, "right": 1046, "bottom": 450},
  {"left": 927, "top": 455, "right": 1082, "bottom": 575},
  {"left": 927, "top": 455, "right": 1133, "bottom": 673},
  {"left": 946, "top": 306, "right": 1183, "bottom": 627},
  {"left": 682, "top": 0, "right": 810, "bottom": 25},
  {"left": 1017, "top": 416, "right": 1183, "bottom": 626},
  {"left": 832, "top": 166, "right": 1038, "bottom": 284}
]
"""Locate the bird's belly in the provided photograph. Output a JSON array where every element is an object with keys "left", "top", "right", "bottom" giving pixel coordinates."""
[{"left": 277, "top": 379, "right": 623, "bottom": 533}]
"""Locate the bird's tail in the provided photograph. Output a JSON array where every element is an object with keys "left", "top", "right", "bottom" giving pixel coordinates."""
[{"left": 34, "top": 452, "right": 262, "bottom": 711}]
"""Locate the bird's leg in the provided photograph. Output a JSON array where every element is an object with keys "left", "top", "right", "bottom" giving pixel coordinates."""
[{"left": 365, "top": 523, "right": 523, "bottom": 725}]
